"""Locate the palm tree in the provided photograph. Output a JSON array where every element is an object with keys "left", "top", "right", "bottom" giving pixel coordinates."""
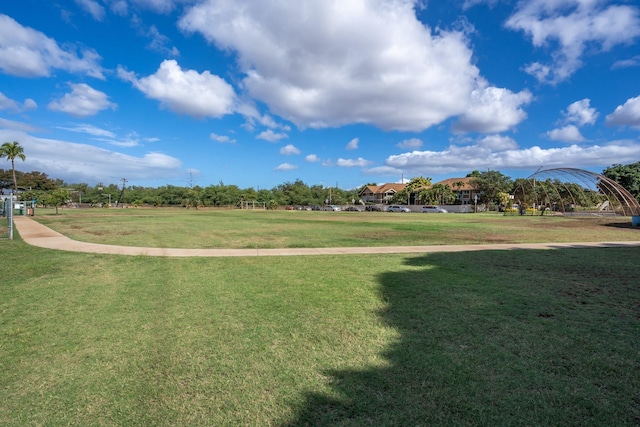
[{"left": 0, "top": 141, "right": 26, "bottom": 192}]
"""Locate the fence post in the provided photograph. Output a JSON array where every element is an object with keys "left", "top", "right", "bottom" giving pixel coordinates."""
[{"left": 8, "top": 192, "right": 14, "bottom": 240}]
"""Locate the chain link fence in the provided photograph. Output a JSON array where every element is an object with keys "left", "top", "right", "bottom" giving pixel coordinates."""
[
  {"left": 0, "top": 196, "right": 21, "bottom": 240},
  {"left": 1, "top": 197, "right": 11, "bottom": 240}
]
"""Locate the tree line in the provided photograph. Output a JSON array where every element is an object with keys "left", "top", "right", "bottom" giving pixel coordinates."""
[{"left": 2, "top": 141, "right": 639, "bottom": 209}]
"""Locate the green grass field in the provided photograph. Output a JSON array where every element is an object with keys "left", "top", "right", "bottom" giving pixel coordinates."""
[
  {"left": 0, "top": 214, "right": 8, "bottom": 240},
  {"left": 33, "top": 207, "right": 640, "bottom": 248},
  {"left": 1, "top": 209, "right": 639, "bottom": 426}
]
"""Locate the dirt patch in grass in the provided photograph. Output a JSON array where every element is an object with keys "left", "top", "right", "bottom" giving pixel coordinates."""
[
  {"left": 481, "top": 234, "right": 513, "bottom": 243},
  {"left": 355, "top": 231, "right": 406, "bottom": 240}
]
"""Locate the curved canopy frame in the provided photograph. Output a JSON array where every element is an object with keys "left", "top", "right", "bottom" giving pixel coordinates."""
[{"left": 514, "top": 168, "right": 640, "bottom": 217}]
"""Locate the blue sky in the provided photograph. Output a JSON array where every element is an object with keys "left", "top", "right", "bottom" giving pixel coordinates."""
[{"left": 1, "top": 0, "right": 639, "bottom": 190}]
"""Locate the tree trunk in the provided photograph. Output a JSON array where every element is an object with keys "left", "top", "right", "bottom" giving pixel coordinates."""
[{"left": 11, "top": 159, "right": 17, "bottom": 192}]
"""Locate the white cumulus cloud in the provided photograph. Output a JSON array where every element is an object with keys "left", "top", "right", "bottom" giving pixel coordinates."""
[
  {"left": 118, "top": 60, "right": 236, "bottom": 119},
  {"left": 453, "top": 86, "right": 533, "bottom": 133},
  {"left": 210, "top": 133, "right": 236, "bottom": 143},
  {"left": 280, "top": 144, "right": 301, "bottom": 155},
  {"left": 179, "top": 0, "right": 492, "bottom": 132},
  {"left": 606, "top": 96, "right": 640, "bottom": 129},
  {"left": 257, "top": 129, "right": 288, "bottom": 142},
  {"left": 546, "top": 99, "right": 597, "bottom": 143},
  {"left": 48, "top": 83, "right": 117, "bottom": 117},
  {"left": 346, "top": 137, "right": 359, "bottom": 150},
  {"left": 0, "top": 92, "right": 37, "bottom": 112},
  {"left": 0, "top": 14, "right": 104, "bottom": 79},
  {"left": 506, "top": 0, "right": 640, "bottom": 83},
  {"left": 565, "top": 99, "right": 598, "bottom": 126},
  {"left": 547, "top": 125, "right": 585, "bottom": 142}
]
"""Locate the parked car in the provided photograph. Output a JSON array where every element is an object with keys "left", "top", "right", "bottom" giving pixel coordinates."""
[
  {"left": 387, "top": 205, "right": 411, "bottom": 213},
  {"left": 323, "top": 205, "right": 341, "bottom": 211},
  {"left": 344, "top": 206, "right": 363, "bottom": 212},
  {"left": 365, "top": 205, "right": 383, "bottom": 212},
  {"left": 421, "top": 205, "right": 448, "bottom": 213}
]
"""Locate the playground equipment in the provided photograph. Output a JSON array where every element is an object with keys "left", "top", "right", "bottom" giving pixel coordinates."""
[{"left": 513, "top": 168, "right": 640, "bottom": 225}]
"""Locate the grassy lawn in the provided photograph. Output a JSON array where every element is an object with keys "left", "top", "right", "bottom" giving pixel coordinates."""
[
  {"left": 0, "top": 214, "right": 8, "bottom": 240},
  {"left": 32, "top": 207, "right": 640, "bottom": 248},
  {"left": 1, "top": 210, "right": 639, "bottom": 425}
]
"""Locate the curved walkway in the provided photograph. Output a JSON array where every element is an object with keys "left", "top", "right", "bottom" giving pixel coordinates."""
[{"left": 13, "top": 216, "right": 640, "bottom": 257}]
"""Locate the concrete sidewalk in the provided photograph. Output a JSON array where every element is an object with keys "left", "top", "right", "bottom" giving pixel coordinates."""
[{"left": 13, "top": 216, "right": 640, "bottom": 257}]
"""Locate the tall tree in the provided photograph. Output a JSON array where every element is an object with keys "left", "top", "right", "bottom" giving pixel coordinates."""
[
  {"left": 0, "top": 141, "right": 26, "bottom": 192},
  {"left": 395, "top": 176, "right": 432, "bottom": 205},
  {"left": 469, "top": 170, "right": 513, "bottom": 206},
  {"left": 603, "top": 162, "right": 640, "bottom": 202},
  {"left": 420, "top": 183, "right": 456, "bottom": 205},
  {"left": 21, "top": 170, "right": 58, "bottom": 190},
  {"left": 0, "top": 168, "right": 12, "bottom": 190},
  {"left": 45, "top": 188, "right": 70, "bottom": 215}
]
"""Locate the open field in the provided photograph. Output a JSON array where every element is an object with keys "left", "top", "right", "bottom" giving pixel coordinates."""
[
  {"left": 2, "top": 210, "right": 640, "bottom": 426},
  {"left": 32, "top": 207, "right": 640, "bottom": 249}
]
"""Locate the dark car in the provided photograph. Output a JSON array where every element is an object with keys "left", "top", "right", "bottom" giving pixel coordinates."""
[{"left": 365, "top": 205, "right": 383, "bottom": 212}]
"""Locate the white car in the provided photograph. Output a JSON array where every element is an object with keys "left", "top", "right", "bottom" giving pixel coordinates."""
[
  {"left": 387, "top": 205, "right": 411, "bottom": 212},
  {"left": 323, "top": 205, "right": 341, "bottom": 211},
  {"left": 421, "top": 205, "right": 448, "bottom": 213}
]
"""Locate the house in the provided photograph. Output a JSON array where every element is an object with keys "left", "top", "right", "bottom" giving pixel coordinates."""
[
  {"left": 431, "top": 177, "right": 480, "bottom": 205},
  {"left": 360, "top": 178, "right": 480, "bottom": 206},
  {"left": 359, "top": 183, "right": 407, "bottom": 204}
]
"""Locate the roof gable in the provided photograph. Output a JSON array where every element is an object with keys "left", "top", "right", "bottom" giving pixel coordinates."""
[
  {"left": 432, "top": 177, "right": 477, "bottom": 190},
  {"left": 360, "top": 183, "right": 407, "bottom": 195}
]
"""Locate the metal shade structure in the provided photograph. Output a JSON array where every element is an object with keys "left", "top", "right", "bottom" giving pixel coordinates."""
[{"left": 513, "top": 168, "right": 640, "bottom": 217}]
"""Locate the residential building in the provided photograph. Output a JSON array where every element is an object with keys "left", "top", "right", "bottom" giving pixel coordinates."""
[
  {"left": 359, "top": 178, "right": 480, "bottom": 206},
  {"left": 431, "top": 177, "right": 480, "bottom": 205},
  {"left": 359, "top": 183, "right": 407, "bottom": 204}
]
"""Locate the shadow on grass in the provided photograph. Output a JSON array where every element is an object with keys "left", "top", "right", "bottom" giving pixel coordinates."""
[
  {"left": 284, "top": 248, "right": 640, "bottom": 426},
  {"left": 602, "top": 221, "right": 640, "bottom": 230}
]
